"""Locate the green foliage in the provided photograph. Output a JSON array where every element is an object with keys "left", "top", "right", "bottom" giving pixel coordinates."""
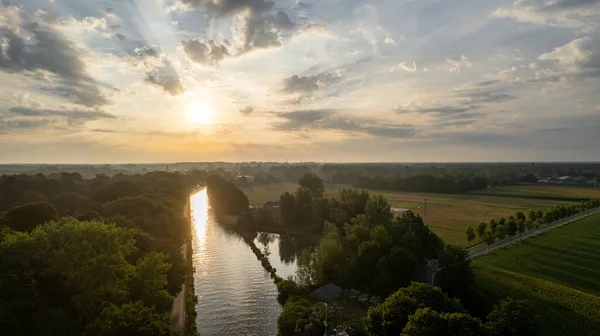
[
  {"left": 401, "top": 308, "right": 483, "bottom": 336},
  {"left": 436, "top": 245, "right": 473, "bottom": 300},
  {"left": 277, "top": 298, "right": 324, "bottom": 336},
  {"left": 465, "top": 226, "right": 475, "bottom": 243},
  {"left": 85, "top": 302, "right": 176, "bottom": 336},
  {"left": 206, "top": 175, "right": 249, "bottom": 216},
  {"left": 484, "top": 299, "right": 536, "bottom": 336},
  {"left": 365, "top": 283, "right": 465, "bottom": 336},
  {"left": 276, "top": 279, "right": 301, "bottom": 305},
  {"left": 2, "top": 202, "right": 59, "bottom": 232},
  {"left": 298, "top": 173, "right": 325, "bottom": 198}
]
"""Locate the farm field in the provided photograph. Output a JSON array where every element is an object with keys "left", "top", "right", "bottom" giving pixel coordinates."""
[
  {"left": 472, "top": 213, "right": 600, "bottom": 336},
  {"left": 473, "top": 212, "right": 600, "bottom": 296},
  {"left": 241, "top": 183, "right": 578, "bottom": 245},
  {"left": 468, "top": 184, "right": 600, "bottom": 200}
]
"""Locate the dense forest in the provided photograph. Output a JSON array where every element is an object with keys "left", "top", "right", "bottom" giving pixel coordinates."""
[{"left": 0, "top": 172, "right": 202, "bottom": 335}]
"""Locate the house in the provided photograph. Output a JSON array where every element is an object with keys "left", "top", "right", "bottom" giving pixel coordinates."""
[{"left": 311, "top": 283, "right": 343, "bottom": 300}]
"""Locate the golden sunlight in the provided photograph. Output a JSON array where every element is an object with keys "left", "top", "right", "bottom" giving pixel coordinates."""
[{"left": 185, "top": 101, "right": 214, "bottom": 125}]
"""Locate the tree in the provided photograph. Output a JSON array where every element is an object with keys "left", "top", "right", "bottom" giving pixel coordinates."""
[
  {"left": 515, "top": 211, "right": 526, "bottom": 222},
  {"left": 483, "top": 229, "right": 496, "bottom": 245},
  {"left": 489, "top": 219, "right": 498, "bottom": 233},
  {"left": 2, "top": 202, "right": 59, "bottom": 232},
  {"left": 485, "top": 299, "right": 537, "bottom": 336},
  {"left": 498, "top": 218, "right": 506, "bottom": 226},
  {"left": 277, "top": 298, "right": 323, "bottom": 336},
  {"left": 279, "top": 192, "right": 297, "bottom": 226},
  {"left": 465, "top": 226, "right": 476, "bottom": 243},
  {"left": 85, "top": 302, "right": 176, "bottom": 336},
  {"left": 528, "top": 210, "right": 537, "bottom": 221},
  {"left": 401, "top": 308, "right": 446, "bottom": 336},
  {"left": 476, "top": 222, "right": 487, "bottom": 240},
  {"left": 436, "top": 246, "right": 473, "bottom": 299},
  {"left": 298, "top": 173, "right": 325, "bottom": 198},
  {"left": 365, "top": 195, "right": 393, "bottom": 228},
  {"left": 127, "top": 252, "right": 174, "bottom": 313},
  {"left": 365, "top": 283, "right": 464, "bottom": 336},
  {"left": 505, "top": 220, "right": 518, "bottom": 237},
  {"left": 401, "top": 308, "right": 484, "bottom": 336},
  {"left": 517, "top": 221, "right": 526, "bottom": 237},
  {"left": 495, "top": 225, "right": 507, "bottom": 240}
]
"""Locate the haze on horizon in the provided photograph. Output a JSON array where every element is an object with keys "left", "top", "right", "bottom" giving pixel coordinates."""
[{"left": 1, "top": 0, "right": 599, "bottom": 164}]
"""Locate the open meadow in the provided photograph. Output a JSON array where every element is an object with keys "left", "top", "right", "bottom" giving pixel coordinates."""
[
  {"left": 472, "top": 213, "right": 600, "bottom": 335},
  {"left": 241, "top": 183, "right": 583, "bottom": 245},
  {"left": 468, "top": 184, "right": 600, "bottom": 200}
]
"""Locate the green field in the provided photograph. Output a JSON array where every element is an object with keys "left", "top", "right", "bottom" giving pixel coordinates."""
[
  {"left": 468, "top": 184, "right": 600, "bottom": 200},
  {"left": 242, "top": 183, "right": 577, "bottom": 245},
  {"left": 472, "top": 213, "right": 600, "bottom": 335},
  {"left": 473, "top": 213, "right": 600, "bottom": 295}
]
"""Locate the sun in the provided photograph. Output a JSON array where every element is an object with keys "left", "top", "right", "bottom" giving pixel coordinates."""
[{"left": 185, "top": 101, "right": 214, "bottom": 125}]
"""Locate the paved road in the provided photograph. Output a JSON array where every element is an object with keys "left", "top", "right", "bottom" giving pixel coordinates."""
[{"left": 170, "top": 242, "right": 188, "bottom": 336}]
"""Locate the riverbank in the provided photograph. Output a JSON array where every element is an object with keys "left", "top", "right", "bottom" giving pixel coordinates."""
[{"left": 254, "top": 223, "right": 322, "bottom": 243}]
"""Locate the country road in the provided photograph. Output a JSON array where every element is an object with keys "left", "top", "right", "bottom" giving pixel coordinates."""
[
  {"left": 170, "top": 242, "right": 187, "bottom": 336},
  {"left": 468, "top": 207, "right": 600, "bottom": 260}
]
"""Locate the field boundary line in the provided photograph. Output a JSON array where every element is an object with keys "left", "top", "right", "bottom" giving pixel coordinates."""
[{"left": 469, "top": 207, "right": 600, "bottom": 259}]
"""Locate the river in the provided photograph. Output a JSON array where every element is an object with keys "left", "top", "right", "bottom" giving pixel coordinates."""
[{"left": 190, "top": 189, "right": 303, "bottom": 336}]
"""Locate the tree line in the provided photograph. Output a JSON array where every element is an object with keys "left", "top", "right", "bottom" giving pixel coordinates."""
[
  {"left": 466, "top": 199, "right": 600, "bottom": 245},
  {"left": 0, "top": 172, "right": 203, "bottom": 335}
]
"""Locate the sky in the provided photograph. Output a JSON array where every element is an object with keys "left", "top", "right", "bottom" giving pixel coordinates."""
[{"left": 0, "top": 0, "right": 599, "bottom": 163}]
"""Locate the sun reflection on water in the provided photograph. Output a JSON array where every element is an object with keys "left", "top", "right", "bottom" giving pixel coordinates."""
[{"left": 191, "top": 189, "right": 209, "bottom": 245}]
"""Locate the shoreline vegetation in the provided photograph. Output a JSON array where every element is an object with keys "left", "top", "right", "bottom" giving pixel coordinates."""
[{"left": 208, "top": 172, "right": 600, "bottom": 336}]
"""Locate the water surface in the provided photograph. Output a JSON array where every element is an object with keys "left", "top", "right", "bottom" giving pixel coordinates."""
[{"left": 191, "top": 189, "right": 282, "bottom": 336}]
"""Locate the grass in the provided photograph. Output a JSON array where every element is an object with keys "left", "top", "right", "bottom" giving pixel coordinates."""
[
  {"left": 242, "top": 183, "right": 575, "bottom": 245},
  {"left": 471, "top": 213, "right": 600, "bottom": 336},
  {"left": 468, "top": 184, "right": 600, "bottom": 200},
  {"left": 473, "top": 212, "right": 600, "bottom": 296},
  {"left": 472, "top": 266, "right": 600, "bottom": 336}
]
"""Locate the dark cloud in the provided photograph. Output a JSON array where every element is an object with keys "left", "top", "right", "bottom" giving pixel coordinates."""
[
  {"left": 456, "top": 90, "right": 516, "bottom": 104},
  {"left": 105, "top": 7, "right": 116, "bottom": 15},
  {"left": 135, "top": 45, "right": 164, "bottom": 60},
  {"left": 240, "top": 106, "right": 254, "bottom": 115},
  {"left": 273, "top": 109, "right": 415, "bottom": 139},
  {"left": 114, "top": 33, "right": 126, "bottom": 42},
  {"left": 0, "top": 5, "right": 109, "bottom": 107},
  {"left": 283, "top": 75, "right": 320, "bottom": 93},
  {"left": 183, "top": 39, "right": 230, "bottom": 66},
  {"left": 282, "top": 71, "right": 344, "bottom": 95},
  {"left": 475, "top": 80, "right": 500, "bottom": 87},
  {"left": 91, "top": 128, "right": 117, "bottom": 133},
  {"left": 0, "top": 118, "right": 53, "bottom": 130},
  {"left": 147, "top": 75, "right": 186, "bottom": 96},
  {"left": 395, "top": 105, "right": 478, "bottom": 115},
  {"left": 9, "top": 107, "right": 116, "bottom": 124},
  {"left": 174, "top": 0, "right": 299, "bottom": 54}
]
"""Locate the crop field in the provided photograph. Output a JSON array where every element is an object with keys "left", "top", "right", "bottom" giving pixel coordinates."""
[
  {"left": 473, "top": 212, "right": 600, "bottom": 296},
  {"left": 473, "top": 266, "right": 600, "bottom": 336},
  {"left": 468, "top": 184, "right": 600, "bottom": 200},
  {"left": 241, "top": 183, "right": 578, "bottom": 245},
  {"left": 472, "top": 213, "right": 600, "bottom": 335}
]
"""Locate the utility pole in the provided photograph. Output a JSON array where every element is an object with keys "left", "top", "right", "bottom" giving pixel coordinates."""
[{"left": 423, "top": 193, "right": 428, "bottom": 225}]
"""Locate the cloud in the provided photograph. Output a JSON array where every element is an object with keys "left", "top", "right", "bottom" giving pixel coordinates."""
[
  {"left": 390, "top": 61, "right": 417, "bottom": 72},
  {"left": 240, "top": 106, "right": 254, "bottom": 115},
  {"left": 114, "top": 33, "right": 126, "bottom": 41},
  {"left": 294, "top": 1, "right": 311, "bottom": 10},
  {"left": 494, "top": 0, "right": 600, "bottom": 31},
  {"left": 5, "top": 106, "right": 116, "bottom": 129},
  {"left": 272, "top": 109, "right": 415, "bottom": 138},
  {"left": 446, "top": 55, "right": 473, "bottom": 72},
  {"left": 9, "top": 106, "right": 116, "bottom": 120},
  {"left": 183, "top": 39, "right": 230, "bottom": 66},
  {"left": 0, "top": 4, "right": 109, "bottom": 107},
  {"left": 475, "top": 80, "right": 500, "bottom": 87},
  {"left": 0, "top": 118, "right": 53, "bottom": 130},
  {"left": 456, "top": 90, "right": 516, "bottom": 104},
  {"left": 281, "top": 71, "right": 344, "bottom": 95},
  {"left": 384, "top": 36, "right": 396, "bottom": 45},
  {"left": 147, "top": 75, "right": 186, "bottom": 96},
  {"left": 173, "top": 0, "right": 303, "bottom": 54},
  {"left": 538, "top": 36, "right": 600, "bottom": 78}
]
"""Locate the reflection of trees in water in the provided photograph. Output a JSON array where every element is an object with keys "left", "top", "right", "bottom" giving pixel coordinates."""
[{"left": 279, "top": 235, "right": 310, "bottom": 265}]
